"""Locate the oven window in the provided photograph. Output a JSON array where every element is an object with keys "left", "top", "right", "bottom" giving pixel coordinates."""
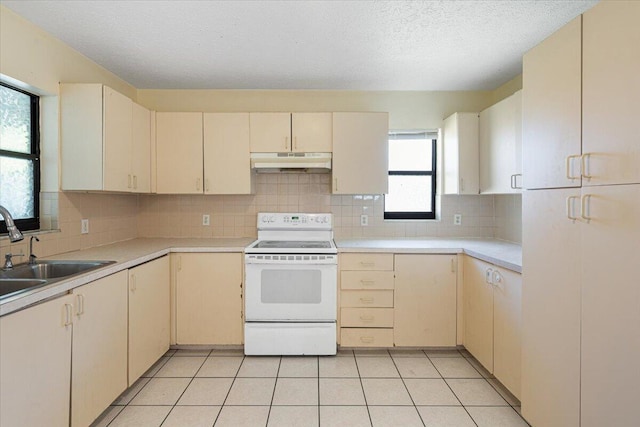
[{"left": 261, "top": 270, "right": 322, "bottom": 304}]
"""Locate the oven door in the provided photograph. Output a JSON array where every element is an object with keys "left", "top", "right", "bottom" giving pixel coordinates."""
[{"left": 244, "top": 255, "right": 337, "bottom": 322}]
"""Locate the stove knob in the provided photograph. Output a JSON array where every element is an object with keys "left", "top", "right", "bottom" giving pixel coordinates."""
[
  {"left": 269, "top": 215, "right": 276, "bottom": 223},
  {"left": 261, "top": 216, "right": 268, "bottom": 223}
]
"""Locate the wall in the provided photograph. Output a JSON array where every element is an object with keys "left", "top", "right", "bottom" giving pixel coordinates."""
[{"left": 494, "top": 194, "right": 522, "bottom": 243}]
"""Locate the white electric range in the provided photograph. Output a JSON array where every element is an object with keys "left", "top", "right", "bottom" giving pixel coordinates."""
[{"left": 244, "top": 213, "right": 337, "bottom": 356}]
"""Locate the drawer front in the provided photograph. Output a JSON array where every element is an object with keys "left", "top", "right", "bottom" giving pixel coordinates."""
[
  {"left": 340, "top": 253, "right": 394, "bottom": 271},
  {"left": 340, "top": 308, "right": 394, "bottom": 328},
  {"left": 341, "top": 271, "right": 394, "bottom": 290},
  {"left": 341, "top": 328, "right": 394, "bottom": 347},
  {"left": 340, "top": 290, "right": 394, "bottom": 308}
]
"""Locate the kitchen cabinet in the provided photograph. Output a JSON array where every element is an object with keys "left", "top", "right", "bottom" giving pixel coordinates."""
[
  {"left": 0, "top": 294, "right": 74, "bottom": 427},
  {"left": 339, "top": 253, "right": 394, "bottom": 347},
  {"left": 521, "top": 17, "right": 581, "bottom": 190},
  {"left": 582, "top": 1, "right": 640, "bottom": 187},
  {"left": 332, "top": 112, "right": 389, "bottom": 195},
  {"left": 128, "top": 256, "right": 170, "bottom": 385},
  {"left": 479, "top": 90, "right": 522, "bottom": 194},
  {"left": 442, "top": 112, "right": 479, "bottom": 195},
  {"left": 204, "top": 112, "right": 254, "bottom": 194},
  {"left": 131, "top": 102, "right": 152, "bottom": 193},
  {"left": 71, "top": 271, "right": 128, "bottom": 427},
  {"left": 394, "top": 255, "right": 457, "bottom": 347},
  {"left": 61, "top": 84, "right": 150, "bottom": 193},
  {"left": 156, "top": 112, "right": 204, "bottom": 194},
  {"left": 464, "top": 256, "right": 522, "bottom": 399},
  {"left": 175, "top": 253, "right": 243, "bottom": 344},
  {"left": 249, "top": 112, "right": 332, "bottom": 153}
]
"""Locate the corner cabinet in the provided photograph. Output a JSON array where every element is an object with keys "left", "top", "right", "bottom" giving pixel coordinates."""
[
  {"left": 0, "top": 294, "right": 75, "bottom": 427},
  {"left": 249, "top": 112, "right": 332, "bottom": 153},
  {"left": 442, "top": 112, "right": 479, "bottom": 195},
  {"left": 332, "top": 112, "right": 389, "bottom": 195},
  {"left": 60, "top": 84, "right": 151, "bottom": 193},
  {"left": 174, "top": 253, "right": 244, "bottom": 345}
]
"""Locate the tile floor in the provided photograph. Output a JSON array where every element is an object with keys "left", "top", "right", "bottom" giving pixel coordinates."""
[{"left": 92, "top": 348, "right": 530, "bottom": 427}]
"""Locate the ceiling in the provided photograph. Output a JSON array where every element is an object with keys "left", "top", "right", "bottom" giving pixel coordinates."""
[{"left": 2, "top": 0, "right": 598, "bottom": 91}]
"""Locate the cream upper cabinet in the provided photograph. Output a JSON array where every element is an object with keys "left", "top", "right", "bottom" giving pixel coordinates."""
[
  {"left": 250, "top": 112, "right": 332, "bottom": 152},
  {"left": 442, "top": 112, "right": 479, "bottom": 195},
  {"left": 463, "top": 256, "right": 494, "bottom": 372},
  {"left": 204, "top": 113, "right": 254, "bottom": 194},
  {"left": 0, "top": 294, "right": 74, "bottom": 427},
  {"left": 71, "top": 271, "right": 128, "bottom": 427},
  {"left": 479, "top": 91, "right": 522, "bottom": 194},
  {"left": 582, "top": 1, "right": 640, "bottom": 186},
  {"left": 522, "top": 188, "right": 581, "bottom": 427},
  {"left": 128, "top": 256, "right": 170, "bottom": 385},
  {"left": 394, "top": 254, "right": 457, "bottom": 347},
  {"left": 131, "top": 102, "right": 152, "bottom": 193},
  {"left": 580, "top": 184, "right": 640, "bottom": 426},
  {"left": 156, "top": 112, "right": 204, "bottom": 194},
  {"left": 175, "top": 253, "right": 243, "bottom": 345},
  {"left": 61, "top": 84, "right": 149, "bottom": 192},
  {"left": 332, "top": 112, "right": 389, "bottom": 195},
  {"left": 291, "top": 112, "right": 332, "bottom": 152},
  {"left": 521, "top": 17, "right": 582, "bottom": 190}
]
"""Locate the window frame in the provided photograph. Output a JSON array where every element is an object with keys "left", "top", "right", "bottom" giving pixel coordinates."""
[
  {"left": 384, "top": 134, "right": 437, "bottom": 221},
  {"left": 0, "top": 81, "right": 41, "bottom": 233}
]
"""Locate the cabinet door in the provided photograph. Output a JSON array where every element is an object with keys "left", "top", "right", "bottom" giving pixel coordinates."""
[
  {"left": 0, "top": 294, "right": 74, "bottom": 427},
  {"left": 129, "top": 256, "right": 170, "bottom": 385},
  {"left": 463, "top": 256, "right": 494, "bottom": 372},
  {"left": 249, "top": 112, "right": 291, "bottom": 152},
  {"left": 71, "top": 271, "right": 128, "bottom": 427},
  {"left": 204, "top": 112, "right": 253, "bottom": 194},
  {"left": 103, "top": 86, "right": 133, "bottom": 192},
  {"left": 131, "top": 102, "right": 151, "bottom": 193},
  {"left": 176, "top": 253, "right": 243, "bottom": 344},
  {"left": 292, "top": 112, "right": 332, "bottom": 152},
  {"left": 156, "top": 112, "right": 204, "bottom": 194},
  {"left": 522, "top": 188, "right": 581, "bottom": 427},
  {"left": 443, "top": 113, "right": 479, "bottom": 195},
  {"left": 582, "top": 1, "right": 640, "bottom": 186},
  {"left": 479, "top": 91, "right": 521, "bottom": 194},
  {"left": 394, "top": 254, "right": 457, "bottom": 346},
  {"left": 492, "top": 267, "right": 522, "bottom": 400},
  {"left": 332, "top": 112, "right": 389, "bottom": 195},
  {"left": 522, "top": 17, "right": 582, "bottom": 190},
  {"left": 581, "top": 184, "right": 640, "bottom": 426}
]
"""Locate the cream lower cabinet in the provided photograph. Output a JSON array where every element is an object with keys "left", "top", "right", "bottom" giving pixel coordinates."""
[
  {"left": 128, "top": 256, "right": 170, "bottom": 385},
  {"left": 0, "top": 294, "right": 74, "bottom": 427},
  {"left": 463, "top": 256, "right": 494, "bottom": 371},
  {"left": 394, "top": 254, "right": 457, "bottom": 347},
  {"left": 174, "top": 253, "right": 243, "bottom": 344},
  {"left": 71, "top": 271, "right": 128, "bottom": 427},
  {"left": 339, "top": 253, "right": 394, "bottom": 347}
]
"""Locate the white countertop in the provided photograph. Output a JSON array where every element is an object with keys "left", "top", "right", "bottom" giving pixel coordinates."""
[{"left": 336, "top": 238, "right": 522, "bottom": 273}]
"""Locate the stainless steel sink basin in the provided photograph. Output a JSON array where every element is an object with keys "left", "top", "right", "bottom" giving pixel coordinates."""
[{"left": 0, "top": 260, "right": 115, "bottom": 300}]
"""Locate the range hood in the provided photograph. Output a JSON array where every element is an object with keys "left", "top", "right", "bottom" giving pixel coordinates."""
[{"left": 250, "top": 152, "right": 332, "bottom": 173}]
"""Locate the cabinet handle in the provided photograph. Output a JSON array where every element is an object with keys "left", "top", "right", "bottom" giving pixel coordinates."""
[
  {"left": 359, "top": 315, "right": 375, "bottom": 322},
  {"left": 334, "top": 178, "right": 338, "bottom": 192},
  {"left": 492, "top": 270, "right": 503, "bottom": 289},
  {"left": 64, "top": 303, "right": 73, "bottom": 326},
  {"left": 359, "top": 261, "right": 375, "bottom": 267},
  {"left": 133, "top": 175, "right": 138, "bottom": 189},
  {"left": 580, "top": 194, "right": 592, "bottom": 222},
  {"left": 205, "top": 179, "right": 210, "bottom": 193},
  {"left": 359, "top": 297, "right": 374, "bottom": 304},
  {"left": 360, "top": 280, "right": 375, "bottom": 286},
  {"left": 566, "top": 154, "right": 581, "bottom": 180},
  {"left": 293, "top": 136, "right": 297, "bottom": 150},
  {"left": 177, "top": 255, "right": 182, "bottom": 272},
  {"left": 581, "top": 153, "right": 592, "bottom": 180},
  {"left": 360, "top": 336, "right": 374, "bottom": 343},
  {"left": 510, "top": 174, "right": 522, "bottom": 190},
  {"left": 127, "top": 174, "right": 132, "bottom": 189},
  {"left": 566, "top": 196, "right": 579, "bottom": 221},
  {"left": 131, "top": 274, "right": 137, "bottom": 292},
  {"left": 451, "top": 258, "right": 455, "bottom": 273},
  {"left": 196, "top": 178, "right": 201, "bottom": 191},
  {"left": 285, "top": 136, "right": 289, "bottom": 150},
  {"left": 76, "top": 294, "right": 85, "bottom": 316},
  {"left": 460, "top": 178, "right": 465, "bottom": 192},
  {"left": 485, "top": 268, "right": 494, "bottom": 284}
]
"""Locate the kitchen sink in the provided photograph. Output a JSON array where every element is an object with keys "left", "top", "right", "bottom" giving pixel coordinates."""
[{"left": 0, "top": 260, "right": 115, "bottom": 300}]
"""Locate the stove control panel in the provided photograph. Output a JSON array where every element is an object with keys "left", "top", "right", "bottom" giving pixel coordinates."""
[{"left": 257, "top": 213, "right": 332, "bottom": 229}]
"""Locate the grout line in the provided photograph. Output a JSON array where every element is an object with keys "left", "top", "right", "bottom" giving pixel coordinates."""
[
  {"left": 352, "top": 349, "right": 375, "bottom": 427},
  {"left": 211, "top": 354, "right": 245, "bottom": 426},
  {"left": 264, "top": 356, "right": 282, "bottom": 426},
  {"left": 429, "top": 354, "right": 480, "bottom": 427},
  {"left": 389, "top": 351, "right": 427, "bottom": 427}
]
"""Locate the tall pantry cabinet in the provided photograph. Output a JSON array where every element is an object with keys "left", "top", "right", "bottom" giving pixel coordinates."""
[{"left": 521, "top": 2, "right": 640, "bottom": 427}]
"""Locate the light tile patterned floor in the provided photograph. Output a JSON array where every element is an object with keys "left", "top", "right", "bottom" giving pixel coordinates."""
[{"left": 92, "top": 348, "right": 530, "bottom": 427}]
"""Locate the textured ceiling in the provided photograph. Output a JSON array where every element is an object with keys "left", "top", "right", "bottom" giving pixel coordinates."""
[{"left": 2, "top": 0, "right": 598, "bottom": 90}]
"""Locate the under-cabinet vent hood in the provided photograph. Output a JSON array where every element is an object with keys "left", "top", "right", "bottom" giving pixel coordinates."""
[{"left": 250, "top": 152, "right": 332, "bottom": 173}]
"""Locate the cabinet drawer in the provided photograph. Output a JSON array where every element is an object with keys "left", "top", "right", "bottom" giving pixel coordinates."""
[
  {"left": 341, "top": 328, "right": 393, "bottom": 347},
  {"left": 341, "top": 308, "right": 394, "bottom": 328},
  {"left": 340, "top": 253, "right": 394, "bottom": 271},
  {"left": 341, "top": 271, "right": 394, "bottom": 290},
  {"left": 340, "top": 290, "right": 394, "bottom": 308}
]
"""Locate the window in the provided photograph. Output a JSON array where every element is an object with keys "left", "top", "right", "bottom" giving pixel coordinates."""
[
  {"left": 384, "top": 131, "right": 437, "bottom": 220},
  {"left": 0, "top": 82, "right": 40, "bottom": 233}
]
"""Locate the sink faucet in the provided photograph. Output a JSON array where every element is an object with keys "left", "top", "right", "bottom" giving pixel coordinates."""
[
  {"left": 29, "top": 235, "right": 40, "bottom": 265},
  {"left": 0, "top": 205, "right": 24, "bottom": 242}
]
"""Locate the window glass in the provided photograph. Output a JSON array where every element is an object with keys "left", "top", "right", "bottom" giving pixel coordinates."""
[
  {"left": 388, "top": 138, "right": 432, "bottom": 171},
  {"left": 0, "top": 157, "right": 34, "bottom": 219},
  {"left": 0, "top": 85, "right": 32, "bottom": 154},
  {"left": 385, "top": 175, "right": 432, "bottom": 212}
]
